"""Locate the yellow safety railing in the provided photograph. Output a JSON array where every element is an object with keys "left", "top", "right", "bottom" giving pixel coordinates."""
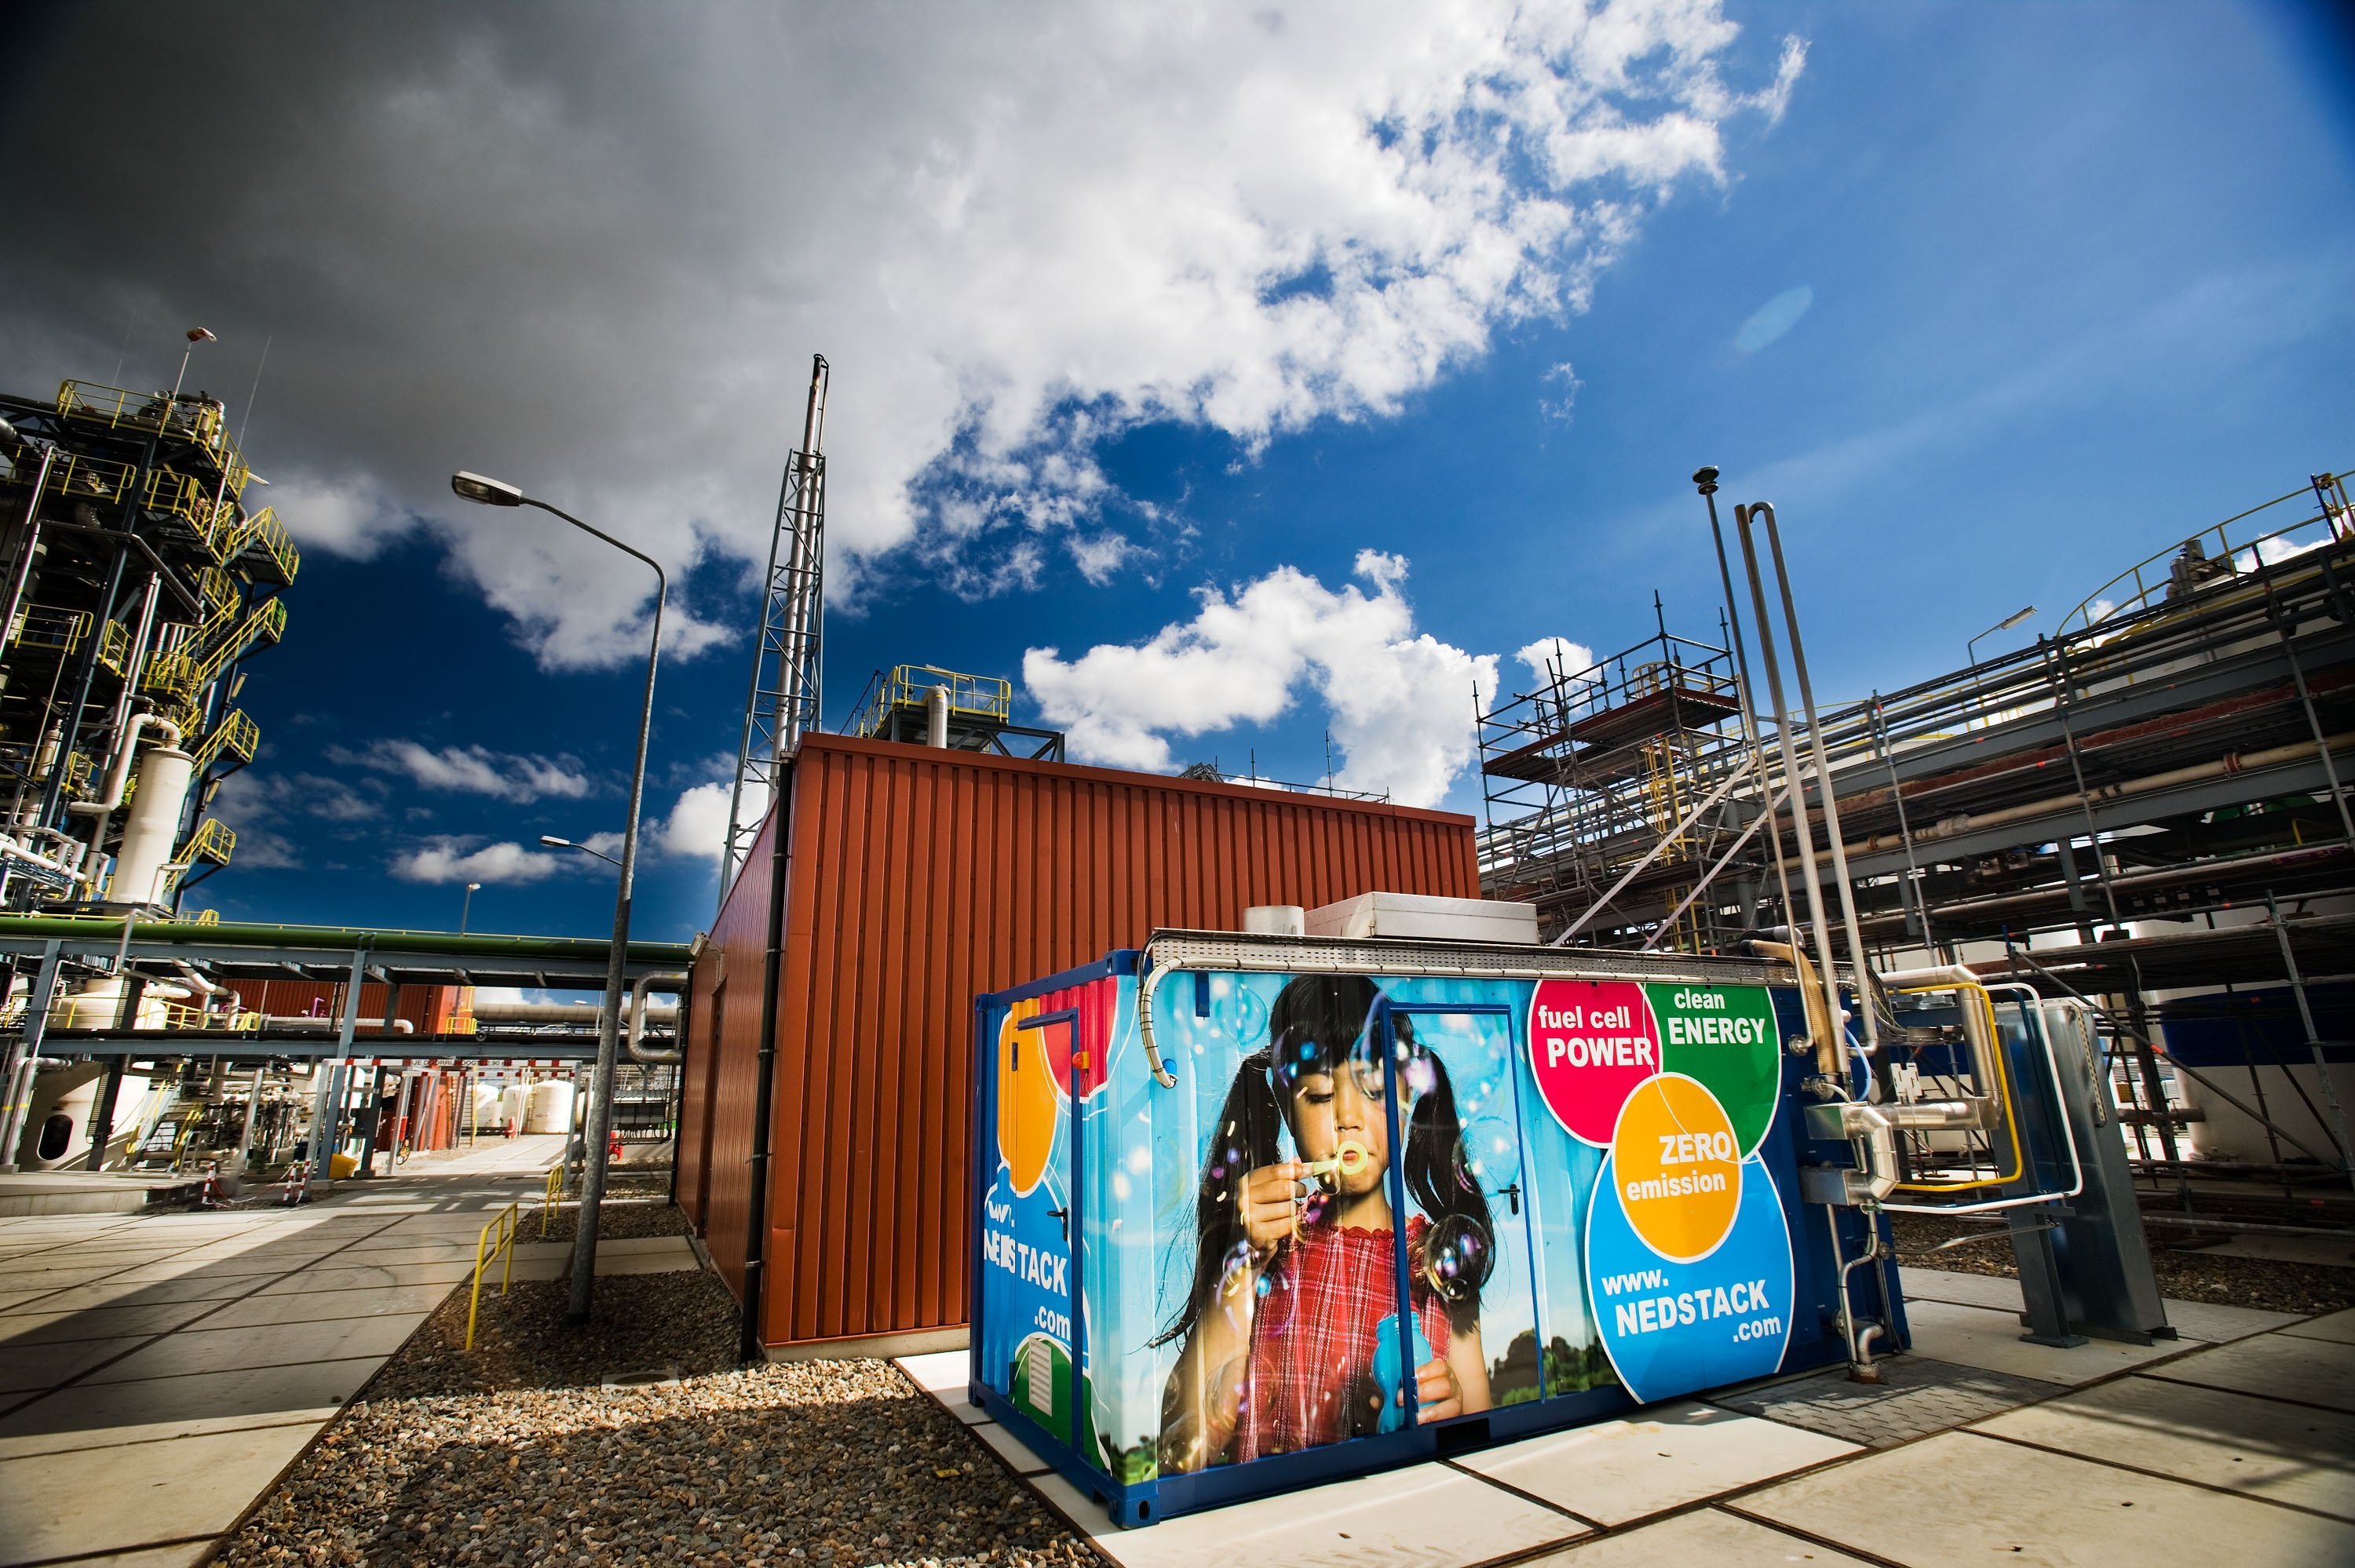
[
  {"left": 12, "top": 605, "right": 89, "bottom": 654},
  {"left": 1889, "top": 983, "right": 2026, "bottom": 1195},
  {"left": 542, "top": 1162, "right": 565, "bottom": 1235},
  {"left": 95, "top": 619, "right": 131, "bottom": 674},
  {"left": 145, "top": 597, "right": 285, "bottom": 702},
  {"left": 192, "top": 709, "right": 261, "bottom": 771},
  {"left": 57, "top": 380, "right": 242, "bottom": 469},
  {"left": 181, "top": 817, "right": 236, "bottom": 866},
  {"left": 210, "top": 505, "right": 299, "bottom": 583},
  {"left": 0, "top": 448, "right": 137, "bottom": 508},
  {"left": 847, "top": 663, "right": 1013, "bottom": 739},
  {"left": 465, "top": 1201, "right": 521, "bottom": 1350}
]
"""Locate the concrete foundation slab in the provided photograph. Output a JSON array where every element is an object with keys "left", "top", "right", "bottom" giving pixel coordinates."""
[
  {"left": 1972, "top": 1373, "right": 2355, "bottom": 1519},
  {"left": 0, "top": 1419, "right": 318, "bottom": 1566},
  {"left": 1521, "top": 1506, "right": 1879, "bottom": 1566},
  {"left": 1031, "top": 1459, "right": 1583, "bottom": 1567},
  {"left": 254, "top": 1259, "right": 480, "bottom": 1293},
  {"left": 0, "top": 1334, "right": 143, "bottom": 1394},
  {"left": 198, "top": 1282, "right": 453, "bottom": 1329},
  {"left": 1900, "top": 1298, "right": 2192, "bottom": 1384},
  {"left": 0, "top": 1357, "right": 380, "bottom": 1457},
  {"left": 1455, "top": 1401, "right": 1857, "bottom": 1526},
  {"left": 1736, "top": 1428, "right": 2355, "bottom": 1567},
  {"left": 2141, "top": 1331, "right": 2355, "bottom": 1414},
  {"left": 0, "top": 1299, "right": 221, "bottom": 1344},
  {"left": 2283, "top": 1307, "right": 2355, "bottom": 1345},
  {"left": 84, "top": 1313, "right": 424, "bottom": 1383}
]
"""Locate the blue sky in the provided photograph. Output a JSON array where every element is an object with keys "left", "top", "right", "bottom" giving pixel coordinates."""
[{"left": 5, "top": 2, "right": 2350, "bottom": 945}]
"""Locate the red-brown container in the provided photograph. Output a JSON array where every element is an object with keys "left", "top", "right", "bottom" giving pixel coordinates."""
[{"left": 679, "top": 732, "right": 1481, "bottom": 1354}]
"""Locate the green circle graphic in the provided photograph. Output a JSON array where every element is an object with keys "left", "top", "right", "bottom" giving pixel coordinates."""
[{"left": 1645, "top": 983, "right": 1780, "bottom": 1155}]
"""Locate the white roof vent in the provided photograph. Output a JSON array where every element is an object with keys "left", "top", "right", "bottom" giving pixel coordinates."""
[{"left": 1304, "top": 892, "right": 1539, "bottom": 944}]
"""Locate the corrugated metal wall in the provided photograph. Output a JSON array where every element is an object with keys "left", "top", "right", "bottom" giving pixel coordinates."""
[
  {"left": 681, "top": 733, "right": 1480, "bottom": 1348},
  {"left": 225, "top": 981, "right": 470, "bottom": 1034}
]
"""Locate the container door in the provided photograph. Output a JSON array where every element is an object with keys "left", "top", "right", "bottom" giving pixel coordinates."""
[{"left": 1375, "top": 1000, "right": 1537, "bottom": 1429}]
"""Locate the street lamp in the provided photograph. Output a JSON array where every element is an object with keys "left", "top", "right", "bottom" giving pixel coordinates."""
[
  {"left": 453, "top": 469, "right": 665, "bottom": 1323},
  {"left": 540, "top": 833, "right": 623, "bottom": 868},
  {"left": 1967, "top": 604, "right": 2036, "bottom": 666},
  {"left": 458, "top": 881, "right": 482, "bottom": 935}
]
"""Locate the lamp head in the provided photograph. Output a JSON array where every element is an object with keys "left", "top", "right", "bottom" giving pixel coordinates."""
[
  {"left": 1997, "top": 605, "right": 2036, "bottom": 631},
  {"left": 451, "top": 471, "right": 524, "bottom": 507},
  {"left": 1692, "top": 465, "right": 1720, "bottom": 495},
  {"left": 539, "top": 836, "right": 572, "bottom": 848},
  {"left": 185, "top": 327, "right": 216, "bottom": 345},
  {"left": 466, "top": 881, "right": 483, "bottom": 892}
]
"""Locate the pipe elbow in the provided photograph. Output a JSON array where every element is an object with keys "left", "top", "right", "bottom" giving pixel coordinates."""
[{"left": 626, "top": 972, "right": 687, "bottom": 1064}]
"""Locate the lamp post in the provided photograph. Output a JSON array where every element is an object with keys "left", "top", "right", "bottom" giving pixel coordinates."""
[
  {"left": 458, "top": 881, "right": 482, "bottom": 935},
  {"left": 1966, "top": 605, "right": 2036, "bottom": 732},
  {"left": 451, "top": 471, "right": 663, "bottom": 1322},
  {"left": 540, "top": 834, "right": 622, "bottom": 868},
  {"left": 1967, "top": 605, "right": 2037, "bottom": 667}
]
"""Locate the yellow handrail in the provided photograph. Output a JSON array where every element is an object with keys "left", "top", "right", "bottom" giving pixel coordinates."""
[
  {"left": 542, "top": 1162, "right": 564, "bottom": 1235},
  {"left": 464, "top": 1201, "right": 521, "bottom": 1350}
]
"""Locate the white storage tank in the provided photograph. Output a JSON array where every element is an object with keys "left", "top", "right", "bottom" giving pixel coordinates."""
[
  {"left": 524, "top": 1079, "right": 576, "bottom": 1134},
  {"left": 470, "top": 1081, "right": 505, "bottom": 1128}
]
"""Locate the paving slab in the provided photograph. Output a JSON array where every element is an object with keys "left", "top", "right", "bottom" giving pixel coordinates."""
[
  {"left": 0, "top": 1417, "right": 319, "bottom": 1566},
  {"left": 1523, "top": 1506, "right": 1879, "bottom": 1566},
  {"left": 0, "top": 1357, "right": 378, "bottom": 1457},
  {"left": 1899, "top": 1267, "right": 2023, "bottom": 1311},
  {"left": 1973, "top": 1372, "right": 2355, "bottom": 1520},
  {"left": 1714, "top": 1354, "right": 2065, "bottom": 1447},
  {"left": 254, "top": 1258, "right": 480, "bottom": 1293},
  {"left": 197, "top": 1281, "right": 455, "bottom": 1329},
  {"left": 971, "top": 1419, "right": 1052, "bottom": 1475},
  {"left": 1900, "top": 1297, "right": 2193, "bottom": 1385},
  {"left": 2205, "top": 1234, "right": 2355, "bottom": 1269},
  {"left": 0, "top": 1334, "right": 144, "bottom": 1394},
  {"left": 1455, "top": 1401, "right": 1857, "bottom": 1526},
  {"left": 2139, "top": 1330, "right": 2355, "bottom": 1413},
  {"left": 896, "top": 1351, "right": 988, "bottom": 1423},
  {"left": 1736, "top": 1428, "right": 2355, "bottom": 1566},
  {"left": 896, "top": 1348, "right": 968, "bottom": 1392},
  {"left": 57, "top": 1544, "right": 218, "bottom": 1568},
  {"left": 2282, "top": 1307, "right": 2355, "bottom": 1345},
  {"left": 85, "top": 1312, "right": 422, "bottom": 1383},
  {"left": 0, "top": 1299, "right": 222, "bottom": 1344},
  {"left": 1031, "top": 1459, "right": 1582, "bottom": 1567},
  {"left": 0, "top": 1272, "right": 265, "bottom": 1314},
  {"left": 2153, "top": 1297, "right": 2302, "bottom": 1344}
]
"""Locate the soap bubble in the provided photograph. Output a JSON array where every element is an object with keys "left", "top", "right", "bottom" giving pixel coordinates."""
[{"left": 1422, "top": 1214, "right": 1492, "bottom": 1305}]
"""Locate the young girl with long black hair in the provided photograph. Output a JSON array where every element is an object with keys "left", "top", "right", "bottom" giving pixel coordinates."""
[{"left": 1156, "top": 973, "right": 1495, "bottom": 1474}]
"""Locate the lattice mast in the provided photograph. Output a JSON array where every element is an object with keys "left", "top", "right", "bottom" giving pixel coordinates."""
[{"left": 721, "top": 355, "right": 829, "bottom": 897}]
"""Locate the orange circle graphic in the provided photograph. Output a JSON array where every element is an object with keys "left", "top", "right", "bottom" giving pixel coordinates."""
[
  {"left": 1610, "top": 1072, "right": 1742, "bottom": 1263},
  {"left": 996, "top": 1000, "right": 1058, "bottom": 1196}
]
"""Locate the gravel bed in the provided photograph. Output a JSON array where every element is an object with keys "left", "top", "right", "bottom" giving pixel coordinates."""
[
  {"left": 534, "top": 1195, "right": 693, "bottom": 1244},
  {"left": 1891, "top": 1212, "right": 2355, "bottom": 1315},
  {"left": 217, "top": 1268, "right": 1097, "bottom": 1568}
]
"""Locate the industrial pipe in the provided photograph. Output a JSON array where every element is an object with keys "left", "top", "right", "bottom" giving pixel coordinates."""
[
  {"left": 1838, "top": 733, "right": 2355, "bottom": 860},
  {"left": 1749, "top": 937, "right": 1840, "bottom": 1081},
  {"left": 626, "top": 974, "right": 685, "bottom": 1063},
  {"left": 65, "top": 712, "right": 184, "bottom": 818},
  {"left": 926, "top": 684, "right": 951, "bottom": 749}
]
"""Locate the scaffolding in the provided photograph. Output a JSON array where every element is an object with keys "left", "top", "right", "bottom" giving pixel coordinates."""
[
  {"left": 1478, "top": 466, "right": 2355, "bottom": 1195},
  {"left": 1477, "top": 618, "right": 1752, "bottom": 950},
  {"left": 0, "top": 374, "right": 294, "bottom": 913}
]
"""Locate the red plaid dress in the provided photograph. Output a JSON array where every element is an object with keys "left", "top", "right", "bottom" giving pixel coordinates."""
[{"left": 1229, "top": 1215, "right": 1451, "bottom": 1462}]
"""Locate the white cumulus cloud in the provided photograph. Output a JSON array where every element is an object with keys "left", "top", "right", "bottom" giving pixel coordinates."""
[
  {"left": 1, "top": 2, "right": 1806, "bottom": 666},
  {"left": 391, "top": 838, "right": 566, "bottom": 885},
  {"left": 339, "top": 740, "right": 592, "bottom": 804},
  {"left": 1024, "top": 552, "right": 1497, "bottom": 808}
]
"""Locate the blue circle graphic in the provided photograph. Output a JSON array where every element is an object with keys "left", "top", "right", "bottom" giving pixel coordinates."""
[{"left": 1585, "top": 1154, "right": 1793, "bottom": 1403}]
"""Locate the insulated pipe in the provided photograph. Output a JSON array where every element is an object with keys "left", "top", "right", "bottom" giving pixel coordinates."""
[
  {"left": 66, "top": 712, "right": 184, "bottom": 818},
  {"left": 1837, "top": 733, "right": 2355, "bottom": 859},
  {"left": 1750, "top": 938, "right": 1840, "bottom": 1081},
  {"left": 925, "top": 684, "right": 951, "bottom": 749},
  {"left": 1732, "top": 505, "right": 1845, "bottom": 1065},
  {"left": 1753, "top": 502, "right": 1879, "bottom": 1059},
  {"left": 626, "top": 973, "right": 686, "bottom": 1063}
]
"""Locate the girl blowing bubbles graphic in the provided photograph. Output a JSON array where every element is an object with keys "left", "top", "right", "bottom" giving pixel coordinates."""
[{"left": 1156, "top": 975, "right": 1495, "bottom": 1474}]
